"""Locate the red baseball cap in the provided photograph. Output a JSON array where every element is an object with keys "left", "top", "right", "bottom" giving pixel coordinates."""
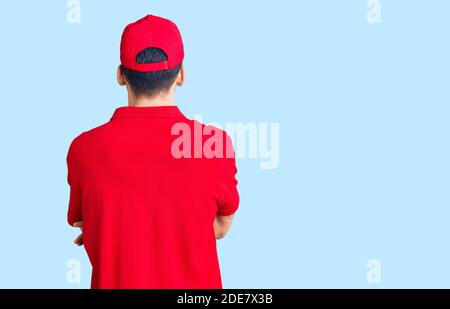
[{"left": 120, "top": 15, "right": 184, "bottom": 72}]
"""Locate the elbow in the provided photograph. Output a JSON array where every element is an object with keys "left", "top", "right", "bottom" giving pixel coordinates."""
[
  {"left": 214, "top": 214, "right": 234, "bottom": 240},
  {"left": 215, "top": 231, "right": 227, "bottom": 240},
  {"left": 215, "top": 225, "right": 231, "bottom": 240}
]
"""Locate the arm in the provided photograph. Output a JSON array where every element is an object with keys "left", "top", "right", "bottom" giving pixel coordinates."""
[
  {"left": 73, "top": 221, "right": 83, "bottom": 246},
  {"left": 214, "top": 133, "right": 239, "bottom": 240},
  {"left": 214, "top": 215, "right": 234, "bottom": 240},
  {"left": 67, "top": 135, "right": 84, "bottom": 246}
]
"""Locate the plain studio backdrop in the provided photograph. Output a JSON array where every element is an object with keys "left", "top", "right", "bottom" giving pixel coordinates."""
[{"left": 0, "top": 0, "right": 449, "bottom": 288}]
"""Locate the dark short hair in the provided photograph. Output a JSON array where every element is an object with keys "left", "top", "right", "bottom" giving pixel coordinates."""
[{"left": 121, "top": 48, "right": 182, "bottom": 98}]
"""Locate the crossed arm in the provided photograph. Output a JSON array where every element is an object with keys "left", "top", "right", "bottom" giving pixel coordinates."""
[
  {"left": 72, "top": 215, "right": 234, "bottom": 246},
  {"left": 213, "top": 215, "right": 235, "bottom": 240}
]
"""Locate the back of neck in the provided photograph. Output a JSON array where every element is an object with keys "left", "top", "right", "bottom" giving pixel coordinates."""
[{"left": 128, "top": 93, "right": 175, "bottom": 107}]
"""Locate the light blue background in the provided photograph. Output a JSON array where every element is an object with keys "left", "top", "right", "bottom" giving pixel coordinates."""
[{"left": 0, "top": 0, "right": 449, "bottom": 288}]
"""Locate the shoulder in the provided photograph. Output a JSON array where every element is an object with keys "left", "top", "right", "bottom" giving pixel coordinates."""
[
  {"left": 67, "top": 122, "right": 112, "bottom": 156},
  {"left": 187, "top": 119, "right": 234, "bottom": 143},
  {"left": 195, "top": 120, "right": 236, "bottom": 160}
]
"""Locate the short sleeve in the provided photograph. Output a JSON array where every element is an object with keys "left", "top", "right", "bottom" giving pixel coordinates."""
[
  {"left": 67, "top": 136, "right": 83, "bottom": 226},
  {"left": 216, "top": 134, "right": 240, "bottom": 217}
]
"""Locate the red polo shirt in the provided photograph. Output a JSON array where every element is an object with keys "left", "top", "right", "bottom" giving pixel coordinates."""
[{"left": 67, "top": 106, "right": 239, "bottom": 289}]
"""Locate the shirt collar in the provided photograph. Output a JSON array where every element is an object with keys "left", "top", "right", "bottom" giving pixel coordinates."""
[{"left": 111, "top": 106, "right": 185, "bottom": 120}]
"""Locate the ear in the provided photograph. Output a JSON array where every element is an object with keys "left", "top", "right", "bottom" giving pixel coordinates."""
[
  {"left": 176, "top": 66, "right": 185, "bottom": 87},
  {"left": 117, "top": 65, "right": 126, "bottom": 86}
]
